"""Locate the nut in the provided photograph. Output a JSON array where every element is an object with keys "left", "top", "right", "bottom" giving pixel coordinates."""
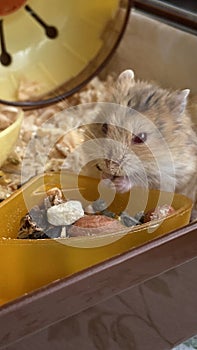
[
  {"left": 68, "top": 214, "right": 126, "bottom": 237},
  {"left": 144, "top": 204, "right": 175, "bottom": 222}
]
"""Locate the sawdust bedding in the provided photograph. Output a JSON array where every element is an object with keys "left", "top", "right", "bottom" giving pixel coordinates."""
[{"left": 0, "top": 75, "right": 114, "bottom": 201}]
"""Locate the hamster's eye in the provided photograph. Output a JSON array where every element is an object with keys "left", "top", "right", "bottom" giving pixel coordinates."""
[
  {"left": 132, "top": 132, "right": 147, "bottom": 144},
  {"left": 127, "top": 98, "right": 132, "bottom": 106},
  {"left": 102, "top": 123, "right": 108, "bottom": 135}
]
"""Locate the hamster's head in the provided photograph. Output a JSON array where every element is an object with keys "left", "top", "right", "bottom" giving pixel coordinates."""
[{"left": 96, "top": 69, "right": 195, "bottom": 193}]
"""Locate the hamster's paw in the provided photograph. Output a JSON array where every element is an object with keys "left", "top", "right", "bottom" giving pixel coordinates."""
[{"left": 113, "top": 176, "right": 133, "bottom": 193}]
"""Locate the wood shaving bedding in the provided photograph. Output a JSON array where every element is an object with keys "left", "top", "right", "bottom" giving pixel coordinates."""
[{"left": 0, "top": 75, "right": 114, "bottom": 201}]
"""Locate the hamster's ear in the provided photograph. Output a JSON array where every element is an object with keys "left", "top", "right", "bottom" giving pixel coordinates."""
[
  {"left": 167, "top": 89, "right": 190, "bottom": 116},
  {"left": 116, "top": 69, "right": 135, "bottom": 92}
]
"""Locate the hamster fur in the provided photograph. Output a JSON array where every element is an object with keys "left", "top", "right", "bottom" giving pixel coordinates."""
[{"left": 96, "top": 69, "right": 197, "bottom": 218}]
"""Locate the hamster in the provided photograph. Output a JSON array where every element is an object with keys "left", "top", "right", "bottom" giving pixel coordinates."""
[{"left": 96, "top": 69, "right": 197, "bottom": 218}]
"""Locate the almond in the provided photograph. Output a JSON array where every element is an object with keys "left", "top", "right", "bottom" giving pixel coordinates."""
[{"left": 68, "top": 215, "right": 126, "bottom": 237}]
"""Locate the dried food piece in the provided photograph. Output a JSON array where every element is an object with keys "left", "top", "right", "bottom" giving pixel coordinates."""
[
  {"left": 47, "top": 200, "right": 84, "bottom": 226},
  {"left": 84, "top": 199, "right": 108, "bottom": 215},
  {"left": 120, "top": 212, "right": 140, "bottom": 227},
  {"left": 92, "top": 199, "right": 107, "bottom": 212},
  {"left": 84, "top": 204, "right": 96, "bottom": 214},
  {"left": 46, "top": 187, "right": 63, "bottom": 206},
  {"left": 60, "top": 226, "right": 67, "bottom": 238},
  {"left": 134, "top": 211, "right": 145, "bottom": 223},
  {"left": 101, "top": 209, "right": 116, "bottom": 219},
  {"left": 44, "top": 225, "right": 63, "bottom": 239},
  {"left": 68, "top": 214, "right": 126, "bottom": 237},
  {"left": 144, "top": 204, "right": 175, "bottom": 222},
  {"left": 42, "top": 187, "right": 64, "bottom": 210},
  {"left": 17, "top": 210, "right": 63, "bottom": 239},
  {"left": 29, "top": 205, "right": 48, "bottom": 230},
  {"left": 17, "top": 214, "right": 48, "bottom": 239}
]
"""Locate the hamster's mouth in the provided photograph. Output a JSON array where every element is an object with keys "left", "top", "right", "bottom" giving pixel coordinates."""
[{"left": 96, "top": 165, "right": 133, "bottom": 193}]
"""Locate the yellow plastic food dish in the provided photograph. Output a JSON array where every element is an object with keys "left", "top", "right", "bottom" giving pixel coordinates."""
[
  {"left": 0, "top": 108, "right": 23, "bottom": 167},
  {"left": 0, "top": 172, "right": 192, "bottom": 305},
  {"left": 0, "top": 0, "right": 131, "bottom": 107}
]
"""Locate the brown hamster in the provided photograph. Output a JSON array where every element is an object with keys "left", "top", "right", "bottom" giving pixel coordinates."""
[{"left": 96, "top": 69, "right": 197, "bottom": 217}]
